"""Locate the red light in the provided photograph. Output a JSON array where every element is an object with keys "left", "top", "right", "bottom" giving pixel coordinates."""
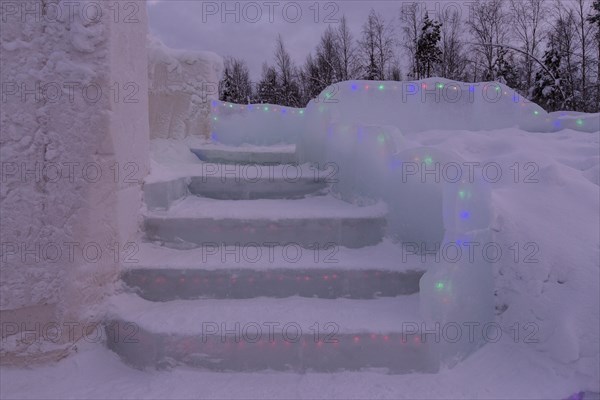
[
  {"left": 353, "top": 336, "right": 360, "bottom": 343},
  {"left": 383, "top": 335, "right": 389, "bottom": 341},
  {"left": 370, "top": 334, "right": 377, "bottom": 340},
  {"left": 304, "top": 276, "right": 310, "bottom": 281},
  {"left": 365, "top": 85, "right": 369, "bottom": 90},
  {"left": 179, "top": 277, "right": 185, "bottom": 284},
  {"left": 332, "top": 274, "right": 338, "bottom": 280},
  {"left": 323, "top": 275, "right": 329, "bottom": 280},
  {"left": 414, "top": 336, "right": 421, "bottom": 344},
  {"left": 155, "top": 276, "right": 166, "bottom": 285}
]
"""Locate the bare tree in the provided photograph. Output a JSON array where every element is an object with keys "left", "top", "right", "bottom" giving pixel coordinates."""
[
  {"left": 335, "top": 15, "right": 360, "bottom": 81},
  {"left": 573, "top": 0, "right": 596, "bottom": 111},
  {"left": 359, "top": 9, "right": 395, "bottom": 80},
  {"left": 400, "top": 3, "right": 421, "bottom": 79},
  {"left": 438, "top": 8, "right": 469, "bottom": 80},
  {"left": 273, "top": 35, "right": 301, "bottom": 107},
  {"left": 467, "top": 0, "right": 510, "bottom": 81},
  {"left": 508, "top": 0, "right": 548, "bottom": 92},
  {"left": 316, "top": 26, "right": 339, "bottom": 87}
]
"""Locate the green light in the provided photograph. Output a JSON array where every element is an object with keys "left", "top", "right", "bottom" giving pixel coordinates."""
[
  {"left": 437, "top": 83, "right": 444, "bottom": 89},
  {"left": 576, "top": 119, "right": 584, "bottom": 126},
  {"left": 325, "top": 92, "right": 332, "bottom": 99},
  {"left": 263, "top": 106, "right": 269, "bottom": 111},
  {"left": 228, "top": 104, "right": 233, "bottom": 108},
  {"left": 435, "top": 282, "right": 445, "bottom": 290},
  {"left": 495, "top": 86, "right": 500, "bottom": 91},
  {"left": 378, "top": 84, "right": 385, "bottom": 90},
  {"left": 212, "top": 116, "right": 218, "bottom": 121},
  {"left": 299, "top": 110, "right": 304, "bottom": 115},
  {"left": 424, "top": 156, "right": 433, "bottom": 165},
  {"left": 533, "top": 110, "right": 539, "bottom": 115},
  {"left": 377, "top": 134, "right": 385, "bottom": 144},
  {"left": 458, "top": 190, "right": 466, "bottom": 199}
]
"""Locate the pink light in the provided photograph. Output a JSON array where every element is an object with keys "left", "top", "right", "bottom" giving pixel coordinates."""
[
  {"left": 370, "top": 334, "right": 377, "bottom": 340},
  {"left": 365, "top": 85, "right": 369, "bottom": 90},
  {"left": 323, "top": 275, "right": 329, "bottom": 280},
  {"left": 353, "top": 336, "right": 360, "bottom": 343},
  {"left": 304, "top": 276, "right": 311, "bottom": 281},
  {"left": 155, "top": 276, "right": 166, "bottom": 285},
  {"left": 383, "top": 335, "right": 389, "bottom": 341},
  {"left": 179, "top": 277, "right": 185, "bottom": 284}
]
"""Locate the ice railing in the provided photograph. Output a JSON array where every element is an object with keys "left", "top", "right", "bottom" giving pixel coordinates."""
[{"left": 208, "top": 78, "right": 596, "bottom": 366}]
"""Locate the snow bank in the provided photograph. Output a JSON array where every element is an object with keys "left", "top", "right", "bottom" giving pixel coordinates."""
[
  {"left": 0, "top": 0, "right": 149, "bottom": 351},
  {"left": 147, "top": 36, "right": 223, "bottom": 139}
]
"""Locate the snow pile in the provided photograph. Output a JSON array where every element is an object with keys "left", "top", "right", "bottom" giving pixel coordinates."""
[{"left": 148, "top": 35, "right": 223, "bottom": 139}]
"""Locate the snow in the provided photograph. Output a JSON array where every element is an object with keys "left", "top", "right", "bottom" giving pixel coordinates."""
[
  {"left": 2, "top": 125, "right": 596, "bottom": 399},
  {"left": 0, "top": 338, "right": 595, "bottom": 400},
  {"left": 130, "top": 238, "right": 429, "bottom": 272},
  {"left": 143, "top": 195, "right": 388, "bottom": 220},
  {"left": 107, "top": 293, "right": 422, "bottom": 335}
]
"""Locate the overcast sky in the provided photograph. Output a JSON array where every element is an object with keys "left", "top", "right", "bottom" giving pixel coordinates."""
[{"left": 147, "top": 0, "right": 452, "bottom": 80}]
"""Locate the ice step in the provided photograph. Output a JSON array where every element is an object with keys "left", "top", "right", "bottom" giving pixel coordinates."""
[
  {"left": 143, "top": 196, "right": 387, "bottom": 249},
  {"left": 123, "top": 240, "right": 428, "bottom": 300},
  {"left": 190, "top": 143, "right": 297, "bottom": 164},
  {"left": 144, "top": 163, "right": 330, "bottom": 204},
  {"left": 105, "top": 293, "right": 438, "bottom": 373}
]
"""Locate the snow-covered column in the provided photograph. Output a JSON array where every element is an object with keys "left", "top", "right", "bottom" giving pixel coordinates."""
[
  {"left": 1, "top": 0, "right": 149, "bottom": 351},
  {"left": 147, "top": 37, "right": 223, "bottom": 139}
]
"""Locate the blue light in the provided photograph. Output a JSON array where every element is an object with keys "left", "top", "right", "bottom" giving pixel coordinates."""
[
  {"left": 553, "top": 120, "right": 562, "bottom": 129},
  {"left": 469, "top": 85, "right": 475, "bottom": 93},
  {"left": 351, "top": 84, "right": 358, "bottom": 91},
  {"left": 460, "top": 211, "right": 470, "bottom": 220},
  {"left": 210, "top": 132, "right": 218, "bottom": 141},
  {"left": 211, "top": 101, "right": 218, "bottom": 107},
  {"left": 357, "top": 127, "right": 364, "bottom": 142},
  {"left": 389, "top": 159, "right": 402, "bottom": 170},
  {"left": 281, "top": 108, "right": 287, "bottom": 114}
]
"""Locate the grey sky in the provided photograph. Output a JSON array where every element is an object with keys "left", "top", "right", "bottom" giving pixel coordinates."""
[{"left": 147, "top": 1, "right": 452, "bottom": 80}]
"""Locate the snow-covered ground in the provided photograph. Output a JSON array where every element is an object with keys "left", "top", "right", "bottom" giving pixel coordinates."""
[{"left": 2, "top": 127, "right": 598, "bottom": 399}]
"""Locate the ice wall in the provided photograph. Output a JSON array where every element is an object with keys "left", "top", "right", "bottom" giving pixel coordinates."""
[
  {"left": 209, "top": 101, "right": 304, "bottom": 146},
  {"left": 290, "top": 82, "right": 497, "bottom": 365},
  {"left": 148, "top": 36, "right": 223, "bottom": 139},
  {"left": 0, "top": 0, "right": 149, "bottom": 349}
]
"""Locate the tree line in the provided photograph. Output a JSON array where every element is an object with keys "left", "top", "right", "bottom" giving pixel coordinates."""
[{"left": 219, "top": 0, "right": 600, "bottom": 113}]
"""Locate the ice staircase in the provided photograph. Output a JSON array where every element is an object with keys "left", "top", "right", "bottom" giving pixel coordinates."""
[{"left": 105, "top": 142, "right": 440, "bottom": 373}]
